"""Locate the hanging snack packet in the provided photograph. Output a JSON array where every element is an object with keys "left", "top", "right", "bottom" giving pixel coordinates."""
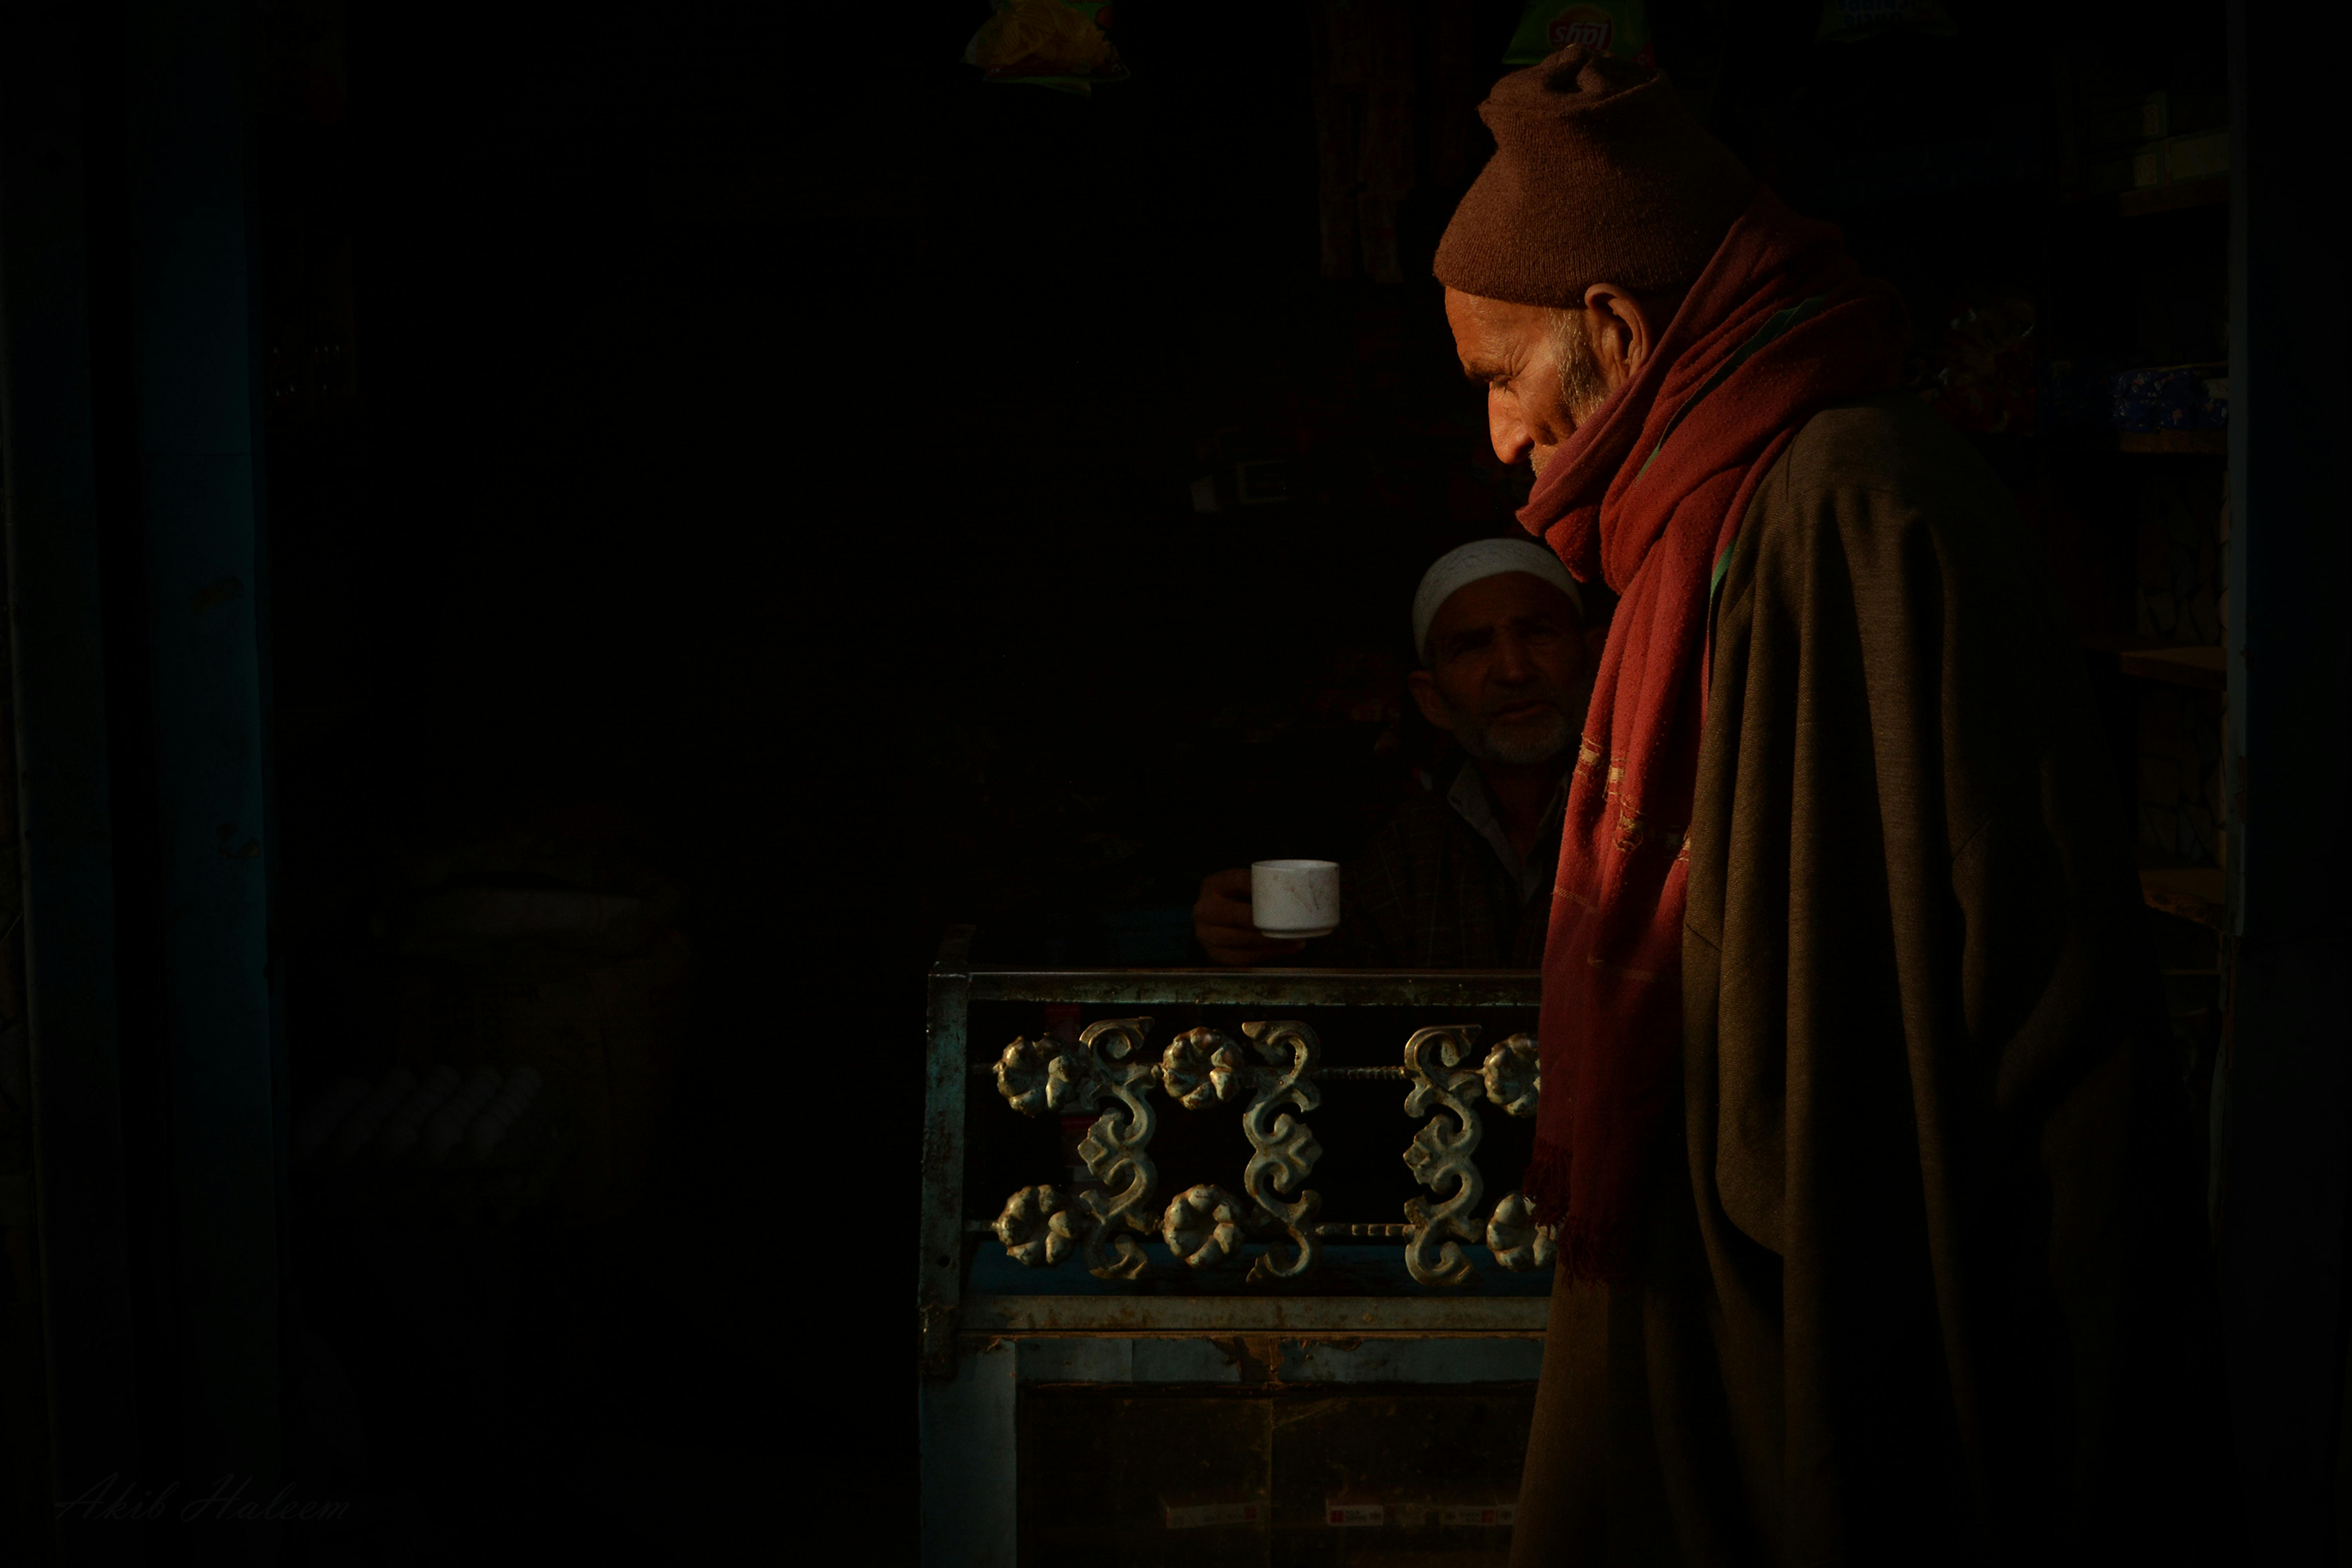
[
  {"left": 964, "top": 0, "right": 1128, "bottom": 96},
  {"left": 1504, "top": 1, "right": 1655, "bottom": 66}
]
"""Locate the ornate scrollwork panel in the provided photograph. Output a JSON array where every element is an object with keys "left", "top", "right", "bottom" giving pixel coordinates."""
[
  {"left": 1484, "top": 1191, "right": 1555, "bottom": 1272},
  {"left": 995, "top": 1184, "right": 1084, "bottom": 1267},
  {"left": 1073, "top": 1018, "right": 1160, "bottom": 1279},
  {"left": 1161, "top": 1183, "right": 1248, "bottom": 1268},
  {"left": 991, "top": 1037, "right": 1058, "bottom": 1117},
  {"left": 992, "top": 1034, "right": 1102, "bottom": 1116},
  {"left": 1481, "top": 1033, "right": 1541, "bottom": 1119},
  {"left": 1160, "top": 1028, "right": 1245, "bottom": 1109},
  {"left": 987, "top": 1012, "right": 1546, "bottom": 1290},
  {"left": 1239, "top": 1019, "right": 1324, "bottom": 1282},
  {"left": 1401, "top": 1025, "right": 1488, "bottom": 1285}
]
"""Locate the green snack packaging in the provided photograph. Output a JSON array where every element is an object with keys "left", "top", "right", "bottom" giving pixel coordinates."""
[
  {"left": 964, "top": 0, "right": 1128, "bottom": 97},
  {"left": 1503, "top": 1, "right": 1654, "bottom": 66}
]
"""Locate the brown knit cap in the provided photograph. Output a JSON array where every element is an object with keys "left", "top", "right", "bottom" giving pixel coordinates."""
[{"left": 1434, "top": 46, "right": 1758, "bottom": 308}]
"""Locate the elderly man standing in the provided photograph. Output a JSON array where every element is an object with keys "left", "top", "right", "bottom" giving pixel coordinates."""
[
  {"left": 1437, "top": 48, "right": 2229, "bottom": 1565},
  {"left": 1194, "top": 538, "right": 1600, "bottom": 968}
]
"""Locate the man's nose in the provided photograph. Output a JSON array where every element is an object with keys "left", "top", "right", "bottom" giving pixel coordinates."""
[
  {"left": 1491, "top": 629, "right": 1538, "bottom": 682},
  {"left": 1488, "top": 392, "right": 1532, "bottom": 466}
]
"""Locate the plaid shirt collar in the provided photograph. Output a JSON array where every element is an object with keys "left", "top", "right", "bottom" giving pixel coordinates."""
[{"left": 1443, "top": 757, "right": 1569, "bottom": 904}]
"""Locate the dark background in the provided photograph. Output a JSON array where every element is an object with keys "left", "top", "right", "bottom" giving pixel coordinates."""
[
  {"left": 4, "top": 0, "right": 2342, "bottom": 1561},
  {"left": 263, "top": 2, "right": 798, "bottom": 1558},
  {"left": 267, "top": 0, "right": 2279, "bottom": 1554}
]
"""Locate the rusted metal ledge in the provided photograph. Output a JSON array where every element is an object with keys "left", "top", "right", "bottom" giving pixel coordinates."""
[
  {"left": 962, "top": 1294, "right": 1550, "bottom": 1335},
  {"left": 962, "top": 967, "right": 1542, "bottom": 1007},
  {"left": 984, "top": 1336, "right": 1546, "bottom": 1385}
]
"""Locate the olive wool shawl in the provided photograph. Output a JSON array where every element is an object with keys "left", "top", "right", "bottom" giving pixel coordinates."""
[{"left": 1508, "top": 394, "right": 2229, "bottom": 1564}]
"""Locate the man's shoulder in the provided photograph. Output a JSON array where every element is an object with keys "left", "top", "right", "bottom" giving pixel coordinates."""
[
  {"left": 1731, "top": 391, "right": 2059, "bottom": 640},
  {"left": 1778, "top": 392, "right": 1998, "bottom": 509}
]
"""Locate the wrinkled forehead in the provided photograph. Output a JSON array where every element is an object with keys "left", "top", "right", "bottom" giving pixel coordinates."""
[
  {"left": 1444, "top": 287, "right": 1553, "bottom": 362},
  {"left": 1429, "top": 570, "right": 1581, "bottom": 644}
]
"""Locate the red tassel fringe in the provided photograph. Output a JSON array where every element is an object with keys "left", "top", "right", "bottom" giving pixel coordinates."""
[{"left": 1521, "top": 1137, "right": 1640, "bottom": 1283}]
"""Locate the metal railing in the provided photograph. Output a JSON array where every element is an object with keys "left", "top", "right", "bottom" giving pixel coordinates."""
[{"left": 919, "top": 931, "right": 1551, "bottom": 1371}]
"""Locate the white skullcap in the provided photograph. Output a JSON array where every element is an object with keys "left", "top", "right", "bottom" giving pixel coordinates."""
[{"left": 1411, "top": 539, "right": 1584, "bottom": 664}]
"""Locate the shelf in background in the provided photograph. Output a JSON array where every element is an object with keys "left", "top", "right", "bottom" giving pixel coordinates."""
[
  {"left": 2119, "top": 429, "right": 2226, "bottom": 454},
  {"left": 2050, "top": 176, "right": 2228, "bottom": 220},
  {"left": 2118, "top": 176, "right": 2227, "bottom": 217},
  {"left": 2118, "top": 644, "right": 2225, "bottom": 689},
  {"left": 2080, "top": 637, "right": 2226, "bottom": 690},
  {"left": 2142, "top": 866, "right": 2227, "bottom": 929}
]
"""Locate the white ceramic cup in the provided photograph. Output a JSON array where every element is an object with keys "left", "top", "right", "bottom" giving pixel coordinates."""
[{"left": 1251, "top": 859, "right": 1340, "bottom": 940}]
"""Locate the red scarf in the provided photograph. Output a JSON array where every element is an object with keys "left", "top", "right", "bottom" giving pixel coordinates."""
[{"left": 1519, "top": 188, "right": 1906, "bottom": 1279}]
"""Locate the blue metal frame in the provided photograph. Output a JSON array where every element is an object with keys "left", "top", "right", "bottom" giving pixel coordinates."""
[{"left": 917, "top": 933, "right": 1552, "bottom": 1564}]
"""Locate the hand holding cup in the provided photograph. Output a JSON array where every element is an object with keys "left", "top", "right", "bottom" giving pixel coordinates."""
[
  {"left": 1249, "top": 860, "right": 1340, "bottom": 940},
  {"left": 1191, "top": 861, "right": 1340, "bottom": 966},
  {"left": 1193, "top": 869, "right": 1297, "bottom": 967}
]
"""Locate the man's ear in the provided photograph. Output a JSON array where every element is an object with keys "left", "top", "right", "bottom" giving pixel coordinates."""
[
  {"left": 1406, "top": 669, "right": 1456, "bottom": 733},
  {"left": 1582, "top": 619, "right": 1609, "bottom": 671},
  {"left": 1580, "top": 282, "right": 1651, "bottom": 385}
]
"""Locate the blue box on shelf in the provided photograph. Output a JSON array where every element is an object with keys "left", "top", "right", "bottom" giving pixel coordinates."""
[
  {"left": 2112, "top": 363, "right": 2227, "bottom": 430},
  {"left": 2038, "top": 359, "right": 2226, "bottom": 432}
]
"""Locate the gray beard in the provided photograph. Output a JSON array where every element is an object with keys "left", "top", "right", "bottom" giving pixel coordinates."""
[{"left": 1450, "top": 701, "right": 1575, "bottom": 767}]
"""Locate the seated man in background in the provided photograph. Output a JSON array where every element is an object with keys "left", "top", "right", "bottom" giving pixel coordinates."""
[{"left": 1193, "top": 538, "right": 1599, "bottom": 968}]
